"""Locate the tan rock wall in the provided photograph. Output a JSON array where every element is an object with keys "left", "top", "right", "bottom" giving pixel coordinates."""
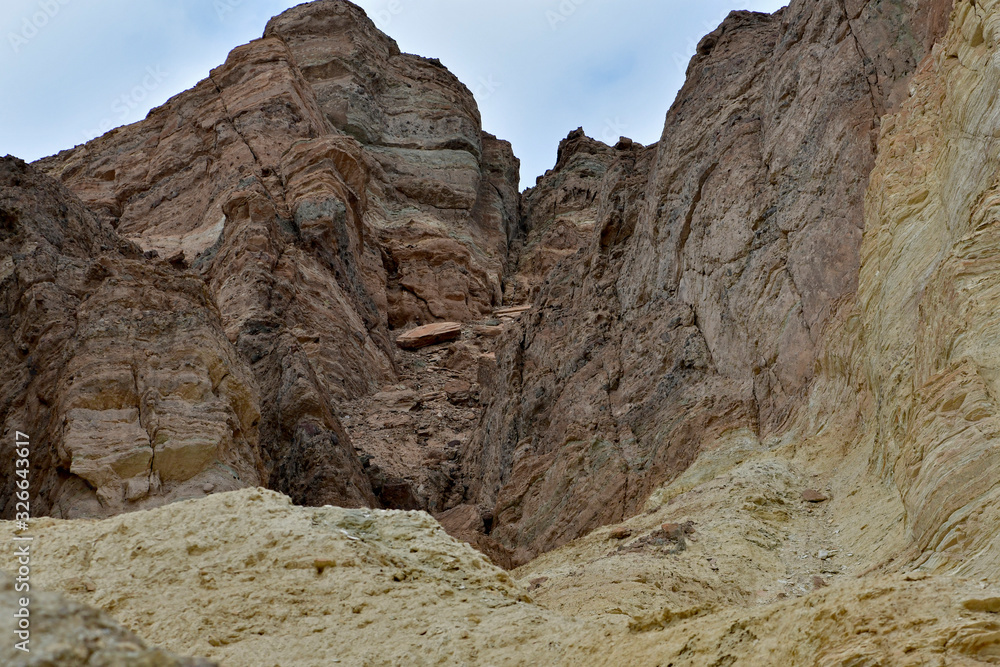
[
  {"left": 856, "top": 0, "right": 1000, "bottom": 578},
  {"left": 0, "top": 158, "right": 264, "bottom": 518}
]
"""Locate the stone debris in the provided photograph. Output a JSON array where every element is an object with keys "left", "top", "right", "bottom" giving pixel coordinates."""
[
  {"left": 396, "top": 322, "right": 463, "bottom": 350},
  {"left": 801, "top": 489, "right": 830, "bottom": 503},
  {"left": 493, "top": 305, "right": 532, "bottom": 317}
]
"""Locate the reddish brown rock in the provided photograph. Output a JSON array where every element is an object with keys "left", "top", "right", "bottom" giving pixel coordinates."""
[
  {"left": 443, "top": 379, "right": 473, "bottom": 403},
  {"left": 661, "top": 522, "right": 696, "bottom": 540},
  {"left": 462, "top": 0, "right": 952, "bottom": 565},
  {"left": 472, "top": 325, "right": 504, "bottom": 339},
  {"left": 608, "top": 527, "right": 633, "bottom": 540},
  {"left": 0, "top": 157, "right": 265, "bottom": 518},
  {"left": 166, "top": 250, "right": 187, "bottom": 268},
  {"left": 263, "top": 2, "right": 520, "bottom": 327},
  {"left": 434, "top": 504, "right": 514, "bottom": 569},
  {"left": 493, "top": 305, "right": 533, "bottom": 317},
  {"left": 527, "top": 577, "right": 548, "bottom": 591},
  {"left": 436, "top": 504, "right": 486, "bottom": 535},
  {"left": 509, "top": 129, "right": 623, "bottom": 304},
  {"left": 27, "top": 0, "right": 521, "bottom": 518},
  {"left": 801, "top": 489, "right": 830, "bottom": 503},
  {"left": 396, "top": 323, "right": 462, "bottom": 350}
]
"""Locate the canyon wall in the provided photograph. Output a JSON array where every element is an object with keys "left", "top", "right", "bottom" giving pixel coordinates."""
[
  {"left": 7, "top": 0, "right": 518, "bottom": 517},
  {"left": 11, "top": 0, "right": 1000, "bottom": 590},
  {"left": 855, "top": 0, "right": 1000, "bottom": 578},
  {"left": 0, "top": 157, "right": 265, "bottom": 518},
  {"left": 10, "top": 0, "right": 1000, "bottom": 664},
  {"left": 465, "top": 0, "right": 954, "bottom": 564}
]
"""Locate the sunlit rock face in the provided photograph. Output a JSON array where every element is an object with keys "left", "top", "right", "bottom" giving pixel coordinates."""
[{"left": 857, "top": 0, "right": 1000, "bottom": 578}]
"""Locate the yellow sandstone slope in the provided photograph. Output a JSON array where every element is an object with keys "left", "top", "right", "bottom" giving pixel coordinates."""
[{"left": 4, "top": 486, "right": 999, "bottom": 666}]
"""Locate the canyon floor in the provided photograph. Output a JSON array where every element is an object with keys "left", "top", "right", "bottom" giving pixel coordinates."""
[{"left": 4, "top": 445, "right": 999, "bottom": 665}]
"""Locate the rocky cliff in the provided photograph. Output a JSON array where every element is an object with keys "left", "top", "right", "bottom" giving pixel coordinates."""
[
  {"left": 8, "top": 0, "right": 1000, "bottom": 663},
  {"left": 855, "top": 0, "right": 1000, "bottom": 578},
  {"left": 15, "top": 0, "right": 519, "bottom": 517},
  {"left": 464, "top": 0, "right": 956, "bottom": 565},
  {"left": 0, "top": 157, "right": 266, "bottom": 518}
]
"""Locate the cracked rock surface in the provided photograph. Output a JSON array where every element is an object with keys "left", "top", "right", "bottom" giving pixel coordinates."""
[{"left": 462, "top": 0, "right": 953, "bottom": 565}]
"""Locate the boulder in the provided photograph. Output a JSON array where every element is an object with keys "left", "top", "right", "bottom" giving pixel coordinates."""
[{"left": 396, "top": 323, "right": 462, "bottom": 350}]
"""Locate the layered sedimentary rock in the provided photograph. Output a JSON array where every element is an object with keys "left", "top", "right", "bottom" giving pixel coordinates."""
[
  {"left": 465, "top": 0, "right": 953, "bottom": 564},
  {"left": 854, "top": 0, "right": 1000, "bottom": 578},
  {"left": 0, "top": 157, "right": 264, "bottom": 518},
  {"left": 9, "top": 0, "right": 1000, "bottom": 663},
  {"left": 263, "top": 2, "right": 521, "bottom": 325},
  {"left": 40, "top": 0, "right": 519, "bottom": 333},
  {"left": 23, "top": 0, "right": 519, "bottom": 516}
]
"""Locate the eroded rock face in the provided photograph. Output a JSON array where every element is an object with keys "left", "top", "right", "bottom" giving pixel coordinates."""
[
  {"left": 465, "top": 0, "right": 953, "bottom": 564},
  {"left": 509, "top": 129, "right": 621, "bottom": 304},
  {"left": 9, "top": 0, "right": 984, "bottom": 591},
  {"left": 262, "top": 3, "right": 521, "bottom": 325},
  {"left": 39, "top": 0, "right": 518, "bottom": 336},
  {"left": 855, "top": 0, "right": 1000, "bottom": 578},
  {"left": 12, "top": 0, "right": 1000, "bottom": 664},
  {"left": 31, "top": 0, "right": 521, "bottom": 516},
  {"left": 0, "top": 157, "right": 264, "bottom": 518}
]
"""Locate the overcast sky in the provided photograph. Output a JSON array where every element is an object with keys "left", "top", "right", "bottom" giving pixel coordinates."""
[{"left": 0, "top": 0, "right": 787, "bottom": 188}]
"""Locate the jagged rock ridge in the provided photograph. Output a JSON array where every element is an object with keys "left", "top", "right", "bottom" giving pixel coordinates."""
[{"left": 6, "top": 0, "right": 519, "bottom": 518}]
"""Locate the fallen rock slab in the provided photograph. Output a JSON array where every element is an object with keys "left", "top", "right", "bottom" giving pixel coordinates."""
[
  {"left": 473, "top": 324, "right": 504, "bottom": 338},
  {"left": 801, "top": 489, "right": 830, "bottom": 503},
  {"left": 493, "top": 305, "right": 532, "bottom": 317},
  {"left": 396, "top": 322, "right": 462, "bottom": 349}
]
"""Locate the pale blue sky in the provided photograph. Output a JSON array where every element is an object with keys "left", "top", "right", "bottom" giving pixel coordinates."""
[{"left": 0, "top": 0, "right": 787, "bottom": 188}]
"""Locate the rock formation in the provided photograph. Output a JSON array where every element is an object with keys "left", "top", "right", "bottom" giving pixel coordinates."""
[
  {"left": 18, "top": 0, "right": 519, "bottom": 516},
  {"left": 6, "top": 486, "right": 999, "bottom": 666},
  {"left": 395, "top": 322, "right": 462, "bottom": 349},
  {"left": 507, "top": 128, "right": 620, "bottom": 304},
  {"left": 853, "top": 0, "right": 1000, "bottom": 578},
  {"left": 0, "top": 572, "right": 214, "bottom": 666},
  {"left": 0, "top": 157, "right": 264, "bottom": 518},
  {"left": 8, "top": 0, "right": 1000, "bottom": 662},
  {"left": 463, "top": 0, "right": 956, "bottom": 565}
]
